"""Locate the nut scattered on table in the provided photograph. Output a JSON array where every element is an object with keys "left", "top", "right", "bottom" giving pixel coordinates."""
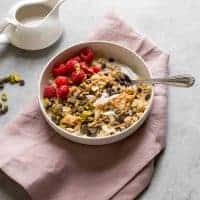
[{"left": 0, "top": 72, "right": 25, "bottom": 116}]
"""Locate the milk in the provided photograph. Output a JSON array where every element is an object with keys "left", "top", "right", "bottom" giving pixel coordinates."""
[{"left": 16, "top": 4, "right": 50, "bottom": 26}]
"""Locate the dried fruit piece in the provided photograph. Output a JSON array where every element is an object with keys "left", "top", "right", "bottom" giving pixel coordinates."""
[
  {"left": 19, "top": 80, "right": 25, "bottom": 86},
  {"left": 108, "top": 57, "right": 115, "bottom": 62},
  {"left": 55, "top": 76, "right": 69, "bottom": 87},
  {"left": 43, "top": 85, "right": 57, "bottom": 98},
  {"left": 57, "top": 85, "right": 70, "bottom": 99},
  {"left": 145, "top": 94, "right": 151, "bottom": 101},
  {"left": 80, "top": 47, "right": 94, "bottom": 62}
]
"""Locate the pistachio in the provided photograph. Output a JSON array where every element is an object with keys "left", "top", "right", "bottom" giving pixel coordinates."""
[
  {"left": 13, "top": 73, "right": 22, "bottom": 82},
  {"left": 1, "top": 93, "right": 7, "bottom": 102},
  {"left": 43, "top": 98, "right": 51, "bottom": 109},
  {"left": 1, "top": 104, "right": 8, "bottom": 114},
  {"left": 8, "top": 74, "right": 16, "bottom": 84},
  {"left": 80, "top": 110, "right": 92, "bottom": 121}
]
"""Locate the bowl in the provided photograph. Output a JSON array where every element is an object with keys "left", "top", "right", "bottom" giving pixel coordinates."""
[{"left": 38, "top": 41, "right": 154, "bottom": 145}]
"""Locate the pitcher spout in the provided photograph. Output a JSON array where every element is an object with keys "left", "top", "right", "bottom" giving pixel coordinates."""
[{"left": 45, "top": 0, "right": 66, "bottom": 9}]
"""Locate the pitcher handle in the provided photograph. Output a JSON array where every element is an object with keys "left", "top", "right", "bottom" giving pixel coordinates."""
[
  {"left": 0, "top": 18, "right": 9, "bottom": 33},
  {"left": 0, "top": 18, "right": 10, "bottom": 43}
]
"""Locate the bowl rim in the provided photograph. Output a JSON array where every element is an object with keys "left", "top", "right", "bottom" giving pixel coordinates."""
[{"left": 38, "top": 40, "right": 154, "bottom": 142}]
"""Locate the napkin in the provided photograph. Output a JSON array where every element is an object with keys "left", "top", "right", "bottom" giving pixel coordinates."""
[{"left": 0, "top": 12, "right": 169, "bottom": 200}]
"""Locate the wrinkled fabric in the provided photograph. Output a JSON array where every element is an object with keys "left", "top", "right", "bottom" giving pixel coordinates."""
[{"left": 0, "top": 12, "right": 169, "bottom": 200}]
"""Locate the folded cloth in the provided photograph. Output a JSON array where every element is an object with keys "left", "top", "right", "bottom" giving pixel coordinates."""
[{"left": 0, "top": 13, "right": 169, "bottom": 200}]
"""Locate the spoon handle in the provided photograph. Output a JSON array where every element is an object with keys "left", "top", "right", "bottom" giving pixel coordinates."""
[{"left": 133, "top": 74, "right": 195, "bottom": 87}]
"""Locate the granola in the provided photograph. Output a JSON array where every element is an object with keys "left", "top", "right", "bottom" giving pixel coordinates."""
[{"left": 43, "top": 48, "right": 152, "bottom": 137}]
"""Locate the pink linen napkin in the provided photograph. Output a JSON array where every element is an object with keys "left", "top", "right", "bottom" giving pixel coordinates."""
[{"left": 0, "top": 13, "right": 169, "bottom": 200}]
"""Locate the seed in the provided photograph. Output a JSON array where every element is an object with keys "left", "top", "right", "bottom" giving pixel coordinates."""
[
  {"left": 1, "top": 93, "right": 8, "bottom": 102},
  {"left": 137, "top": 88, "right": 142, "bottom": 93},
  {"left": 19, "top": 80, "right": 25, "bottom": 86},
  {"left": 108, "top": 58, "right": 115, "bottom": 62}
]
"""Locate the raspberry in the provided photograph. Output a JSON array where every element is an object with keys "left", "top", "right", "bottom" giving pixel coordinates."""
[
  {"left": 80, "top": 47, "right": 94, "bottom": 62},
  {"left": 70, "top": 56, "right": 81, "bottom": 62},
  {"left": 92, "top": 65, "right": 101, "bottom": 73},
  {"left": 57, "top": 85, "right": 70, "bottom": 99},
  {"left": 52, "top": 64, "right": 68, "bottom": 76},
  {"left": 43, "top": 85, "right": 56, "bottom": 98},
  {"left": 55, "top": 76, "right": 69, "bottom": 87},
  {"left": 71, "top": 70, "right": 86, "bottom": 85},
  {"left": 65, "top": 59, "right": 77, "bottom": 74},
  {"left": 80, "top": 62, "right": 94, "bottom": 74}
]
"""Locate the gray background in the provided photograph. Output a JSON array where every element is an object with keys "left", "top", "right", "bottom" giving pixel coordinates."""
[{"left": 0, "top": 0, "right": 199, "bottom": 199}]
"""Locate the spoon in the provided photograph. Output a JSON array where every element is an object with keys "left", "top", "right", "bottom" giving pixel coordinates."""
[
  {"left": 94, "top": 74, "right": 195, "bottom": 106},
  {"left": 131, "top": 74, "right": 195, "bottom": 87}
]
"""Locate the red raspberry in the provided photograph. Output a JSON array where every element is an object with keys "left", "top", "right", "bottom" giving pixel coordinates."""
[
  {"left": 43, "top": 85, "right": 57, "bottom": 98},
  {"left": 52, "top": 64, "right": 68, "bottom": 76},
  {"left": 80, "top": 47, "right": 94, "bottom": 62},
  {"left": 71, "top": 70, "right": 86, "bottom": 85},
  {"left": 70, "top": 56, "right": 81, "bottom": 62},
  {"left": 57, "top": 85, "right": 70, "bottom": 99},
  {"left": 80, "top": 62, "right": 94, "bottom": 74},
  {"left": 65, "top": 59, "right": 77, "bottom": 74},
  {"left": 92, "top": 65, "right": 101, "bottom": 73},
  {"left": 55, "top": 76, "right": 69, "bottom": 87}
]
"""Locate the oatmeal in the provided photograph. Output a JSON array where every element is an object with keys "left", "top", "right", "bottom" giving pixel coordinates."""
[{"left": 43, "top": 47, "right": 152, "bottom": 137}]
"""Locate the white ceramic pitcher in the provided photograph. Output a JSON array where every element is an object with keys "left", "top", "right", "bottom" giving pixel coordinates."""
[{"left": 0, "top": 0, "right": 65, "bottom": 50}]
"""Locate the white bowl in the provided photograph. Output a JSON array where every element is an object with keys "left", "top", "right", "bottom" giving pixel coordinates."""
[{"left": 38, "top": 41, "right": 154, "bottom": 145}]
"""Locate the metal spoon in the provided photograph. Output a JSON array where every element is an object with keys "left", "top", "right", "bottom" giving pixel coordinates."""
[
  {"left": 94, "top": 74, "right": 195, "bottom": 106},
  {"left": 131, "top": 74, "right": 195, "bottom": 87}
]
